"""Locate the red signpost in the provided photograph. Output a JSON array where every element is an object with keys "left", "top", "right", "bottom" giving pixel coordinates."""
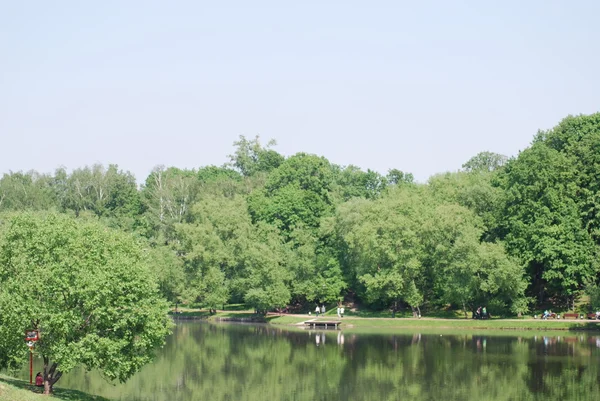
[{"left": 25, "top": 330, "right": 39, "bottom": 385}]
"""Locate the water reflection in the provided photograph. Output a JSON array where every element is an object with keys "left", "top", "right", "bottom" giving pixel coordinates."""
[{"left": 17, "top": 323, "right": 600, "bottom": 401}]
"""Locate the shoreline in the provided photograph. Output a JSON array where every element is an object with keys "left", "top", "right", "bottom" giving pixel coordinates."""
[{"left": 169, "top": 311, "right": 600, "bottom": 332}]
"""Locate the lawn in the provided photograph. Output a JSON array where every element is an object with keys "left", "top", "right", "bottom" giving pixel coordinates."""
[{"left": 0, "top": 375, "right": 109, "bottom": 401}]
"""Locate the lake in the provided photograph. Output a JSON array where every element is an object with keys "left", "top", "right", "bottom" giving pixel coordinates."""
[{"left": 20, "top": 321, "right": 600, "bottom": 400}]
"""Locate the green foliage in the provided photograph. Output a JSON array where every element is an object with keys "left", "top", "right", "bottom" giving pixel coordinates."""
[
  {"left": 228, "top": 135, "right": 284, "bottom": 177},
  {"left": 3, "top": 113, "right": 600, "bottom": 316},
  {"left": 56, "top": 164, "right": 140, "bottom": 221},
  {"left": 332, "top": 165, "right": 388, "bottom": 201},
  {"left": 462, "top": 151, "right": 508, "bottom": 172},
  {"left": 497, "top": 139, "right": 598, "bottom": 305},
  {"left": 0, "top": 171, "right": 58, "bottom": 212},
  {"left": 386, "top": 168, "right": 414, "bottom": 185},
  {"left": 334, "top": 185, "right": 527, "bottom": 314},
  {"left": 0, "top": 213, "right": 171, "bottom": 392},
  {"left": 248, "top": 153, "right": 335, "bottom": 234}
]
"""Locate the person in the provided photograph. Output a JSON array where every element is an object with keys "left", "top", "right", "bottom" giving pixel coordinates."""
[
  {"left": 340, "top": 306, "right": 344, "bottom": 318},
  {"left": 35, "top": 372, "right": 43, "bottom": 387},
  {"left": 475, "top": 306, "right": 482, "bottom": 319},
  {"left": 542, "top": 310, "right": 549, "bottom": 320},
  {"left": 482, "top": 307, "right": 487, "bottom": 319},
  {"left": 337, "top": 307, "right": 341, "bottom": 318},
  {"left": 315, "top": 305, "right": 320, "bottom": 317},
  {"left": 321, "top": 305, "right": 325, "bottom": 315}
]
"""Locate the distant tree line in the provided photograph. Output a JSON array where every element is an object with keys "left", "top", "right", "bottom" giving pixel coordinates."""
[{"left": 2, "top": 113, "right": 600, "bottom": 316}]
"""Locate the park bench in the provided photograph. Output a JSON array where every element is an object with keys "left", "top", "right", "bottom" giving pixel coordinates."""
[
  {"left": 587, "top": 313, "right": 599, "bottom": 320},
  {"left": 562, "top": 313, "right": 580, "bottom": 319},
  {"left": 541, "top": 313, "right": 558, "bottom": 319}
]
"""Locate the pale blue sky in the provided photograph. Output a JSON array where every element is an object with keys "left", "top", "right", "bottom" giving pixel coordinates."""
[{"left": 1, "top": 1, "right": 599, "bottom": 183}]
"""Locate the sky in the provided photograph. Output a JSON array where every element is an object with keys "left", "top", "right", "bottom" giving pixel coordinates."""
[{"left": 1, "top": 0, "right": 599, "bottom": 183}]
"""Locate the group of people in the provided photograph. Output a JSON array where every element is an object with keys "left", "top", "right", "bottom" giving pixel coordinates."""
[
  {"left": 314, "top": 304, "right": 345, "bottom": 318},
  {"left": 474, "top": 306, "right": 488, "bottom": 320},
  {"left": 542, "top": 310, "right": 554, "bottom": 320}
]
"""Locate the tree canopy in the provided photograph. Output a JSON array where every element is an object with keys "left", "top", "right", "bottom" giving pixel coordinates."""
[
  {"left": 3, "top": 112, "right": 600, "bottom": 322},
  {"left": 0, "top": 213, "right": 171, "bottom": 394}
]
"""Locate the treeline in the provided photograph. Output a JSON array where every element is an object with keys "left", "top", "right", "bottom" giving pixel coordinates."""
[{"left": 2, "top": 114, "right": 600, "bottom": 316}]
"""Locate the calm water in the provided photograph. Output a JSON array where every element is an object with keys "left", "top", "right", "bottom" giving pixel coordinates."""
[{"left": 21, "top": 322, "right": 600, "bottom": 401}]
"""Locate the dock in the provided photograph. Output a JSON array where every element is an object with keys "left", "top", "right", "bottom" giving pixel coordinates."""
[{"left": 303, "top": 319, "right": 342, "bottom": 329}]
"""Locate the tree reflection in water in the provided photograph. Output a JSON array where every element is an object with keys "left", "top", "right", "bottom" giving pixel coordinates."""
[{"left": 22, "top": 322, "right": 600, "bottom": 401}]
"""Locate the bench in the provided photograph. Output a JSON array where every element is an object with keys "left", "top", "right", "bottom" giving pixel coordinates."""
[
  {"left": 562, "top": 313, "right": 581, "bottom": 319},
  {"left": 587, "top": 313, "right": 599, "bottom": 320},
  {"left": 541, "top": 313, "right": 558, "bottom": 319}
]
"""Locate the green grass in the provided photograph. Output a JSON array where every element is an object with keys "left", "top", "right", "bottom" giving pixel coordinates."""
[
  {"left": 266, "top": 313, "right": 600, "bottom": 331},
  {"left": 339, "top": 317, "right": 600, "bottom": 331},
  {"left": 0, "top": 375, "right": 109, "bottom": 401},
  {"left": 171, "top": 305, "right": 600, "bottom": 332},
  {"left": 267, "top": 315, "right": 307, "bottom": 325}
]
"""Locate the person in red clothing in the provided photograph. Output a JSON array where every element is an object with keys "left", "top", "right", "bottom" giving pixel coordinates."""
[{"left": 35, "top": 372, "right": 43, "bottom": 387}]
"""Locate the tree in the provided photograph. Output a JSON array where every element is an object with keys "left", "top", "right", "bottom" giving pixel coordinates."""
[
  {"left": 140, "top": 166, "right": 199, "bottom": 241},
  {"left": 496, "top": 143, "right": 597, "bottom": 306},
  {"left": 386, "top": 169, "right": 414, "bottom": 186},
  {"left": 0, "top": 213, "right": 171, "bottom": 394},
  {"left": 56, "top": 164, "right": 140, "bottom": 222},
  {"left": 284, "top": 226, "right": 346, "bottom": 304},
  {"left": 462, "top": 151, "right": 508, "bottom": 173},
  {"left": 535, "top": 113, "right": 600, "bottom": 244},
  {"left": 332, "top": 165, "right": 388, "bottom": 201},
  {"left": 248, "top": 153, "right": 335, "bottom": 235},
  {"left": 334, "top": 185, "right": 527, "bottom": 315},
  {"left": 228, "top": 135, "right": 284, "bottom": 177},
  {"left": 0, "top": 170, "right": 57, "bottom": 211},
  {"left": 428, "top": 171, "right": 502, "bottom": 238}
]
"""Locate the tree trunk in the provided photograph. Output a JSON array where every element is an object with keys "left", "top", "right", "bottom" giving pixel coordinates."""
[{"left": 43, "top": 356, "right": 63, "bottom": 395}]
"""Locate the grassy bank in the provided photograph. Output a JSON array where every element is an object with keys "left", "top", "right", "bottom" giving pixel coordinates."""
[
  {"left": 266, "top": 314, "right": 600, "bottom": 331},
  {"left": 169, "top": 306, "right": 600, "bottom": 332},
  {"left": 0, "top": 375, "right": 109, "bottom": 401}
]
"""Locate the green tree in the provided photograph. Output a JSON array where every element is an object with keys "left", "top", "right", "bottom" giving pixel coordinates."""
[
  {"left": 332, "top": 165, "right": 388, "bottom": 201},
  {"left": 175, "top": 195, "right": 290, "bottom": 311},
  {"left": 0, "top": 170, "right": 57, "bottom": 211},
  {"left": 228, "top": 135, "right": 284, "bottom": 177},
  {"left": 428, "top": 171, "right": 503, "bottom": 238},
  {"left": 535, "top": 113, "right": 600, "bottom": 244},
  {"left": 386, "top": 169, "right": 414, "bottom": 186},
  {"left": 248, "top": 153, "right": 335, "bottom": 235},
  {"left": 496, "top": 143, "right": 597, "bottom": 306},
  {"left": 0, "top": 213, "right": 171, "bottom": 394},
  {"left": 462, "top": 151, "right": 508, "bottom": 173},
  {"left": 57, "top": 164, "right": 140, "bottom": 223},
  {"left": 140, "top": 166, "right": 199, "bottom": 241}
]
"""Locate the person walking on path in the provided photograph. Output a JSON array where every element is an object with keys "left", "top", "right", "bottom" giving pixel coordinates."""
[
  {"left": 337, "top": 307, "right": 341, "bottom": 318},
  {"left": 340, "top": 306, "right": 344, "bottom": 318},
  {"left": 315, "top": 305, "right": 320, "bottom": 317},
  {"left": 321, "top": 305, "right": 326, "bottom": 315}
]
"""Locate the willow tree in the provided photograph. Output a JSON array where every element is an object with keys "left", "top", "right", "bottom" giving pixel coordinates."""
[{"left": 0, "top": 213, "right": 171, "bottom": 394}]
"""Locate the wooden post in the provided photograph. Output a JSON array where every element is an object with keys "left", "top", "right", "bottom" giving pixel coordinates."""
[{"left": 29, "top": 349, "right": 33, "bottom": 385}]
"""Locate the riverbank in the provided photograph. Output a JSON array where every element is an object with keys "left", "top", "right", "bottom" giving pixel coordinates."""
[
  {"left": 0, "top": 375, "right": 109, "bottom": 401},
  {"left": 170, "top": 309, "right": 600, "bottom": 331}
]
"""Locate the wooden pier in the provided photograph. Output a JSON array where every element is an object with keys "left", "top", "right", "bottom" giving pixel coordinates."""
[{"left": 303, "top": 319, "right": 341, "bottom": 329}]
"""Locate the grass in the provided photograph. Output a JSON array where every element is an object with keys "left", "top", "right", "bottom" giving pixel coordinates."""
[
  {"left": 339, "top": 317, "right": 600, "bottom": 331},
  {"left": 0, "top": 375, "right": 110, "bottom": 401},
  {"left": 171, "top": 303, "right": 600, "bottom": 332},
  {"left": 266, "top": 313, "right": 600, "bottom": 331}
]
